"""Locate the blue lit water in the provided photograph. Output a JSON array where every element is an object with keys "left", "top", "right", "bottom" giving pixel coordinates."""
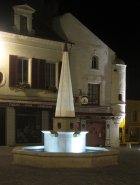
[{"left": 23, "top": 146, "right": 109, "bottom": 153}]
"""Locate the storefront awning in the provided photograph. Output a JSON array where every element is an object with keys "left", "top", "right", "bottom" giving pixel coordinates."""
[{"left": 0, "top": 99, "right": 56, "bottom": 108}]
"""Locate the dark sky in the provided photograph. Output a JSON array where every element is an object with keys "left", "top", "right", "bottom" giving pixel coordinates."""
[
  {"left": 60, "top": 0, "right": 140, "bottom": 100},
  {"left": 60, "top": 1, "right": 140, "bottom": 67},
  {"left": 0, "top": 0, "right": 140, "bottom": 99}
]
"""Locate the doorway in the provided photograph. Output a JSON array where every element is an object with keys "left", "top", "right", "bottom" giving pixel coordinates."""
[
  {"left": 86, "top": 122, "right": 105, "bottom": 146},
  {"left": 16, "top": 108, "right": 42, "bottom": 144}
]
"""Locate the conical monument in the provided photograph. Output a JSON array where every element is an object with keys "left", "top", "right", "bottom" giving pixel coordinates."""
[
  {"left": 53, "top": 43, "right": 77, "bottom": 132},
  {"left": 55, "top": 43, "right": 75, "bottom": 118},
  {"left": 42, "top": 43, "right": 87, "bottom": 153}
]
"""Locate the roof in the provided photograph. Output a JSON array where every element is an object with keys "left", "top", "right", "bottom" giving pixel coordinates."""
[
  {"left": 13, "top": 4, "right": 35, "bottom": 13},
  {"left": 115, "top": 58, "right": 125, "bottom": 65},
  {"left": 0, "top": 3, "right": 64, "bottom": 42}
]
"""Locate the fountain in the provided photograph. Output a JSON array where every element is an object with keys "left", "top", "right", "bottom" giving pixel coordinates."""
[{"left": 12, "top": 43, "right": 119, "bottom": 168}]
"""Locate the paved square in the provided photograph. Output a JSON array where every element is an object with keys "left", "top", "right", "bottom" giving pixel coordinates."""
[{"left": 0, "top": 146, "right": 140, "bottom": 185}]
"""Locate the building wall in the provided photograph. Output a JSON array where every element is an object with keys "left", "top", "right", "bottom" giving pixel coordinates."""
[
  {"left": 0, "top": 31, "right": 64, "bottom": 100},
  {"left": 0, "top": 9, "right": 127, "bottom": 147},
  {"left": 126, "top": 100, "right": 140, "bottom": 122},
  {"left": 53, "top": 13, "right": 116, "bottom": 106},
  {"left": 0, "top": 31, "right": 64, "bottom": 146},
  {"left": 69, "top": 45, "right": 115, "bottom": 106},
  {"left": 52, "top": 13, "right": 126, "bottom": 148},
  {"left": 125, "top": 100, "right": 140, "bottom": 142}
]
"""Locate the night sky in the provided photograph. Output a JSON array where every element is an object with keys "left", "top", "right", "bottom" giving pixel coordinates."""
[
  {"left": 60, "top": 1, "right": 140, "bottom": 100},
  {"left": 0, "top": 0, "right": 140, "bottom": 99}
]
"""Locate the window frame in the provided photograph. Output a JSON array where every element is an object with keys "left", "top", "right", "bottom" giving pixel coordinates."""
[
  {"left": 88, "top": 83, "right": 100, "bottom": 105},
  {"left": 91, "top": 55, "right": 99, "bottom": 70},
  {"left": 17, "top": 57, "right": 28, "bottom": 84},
  {"left": 9, "top": 55, "right": 30, "bottom": 88}
]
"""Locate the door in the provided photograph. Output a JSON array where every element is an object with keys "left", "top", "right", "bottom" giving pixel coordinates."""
[
  {"left": 0, "top": 108, "right": 5, "bottom": 145},
  {"left": 86, "top": 122, "right": 105, "bottom": 146},
  {"left": 16, "top": 108, "right": 42, "bottom": 144}
]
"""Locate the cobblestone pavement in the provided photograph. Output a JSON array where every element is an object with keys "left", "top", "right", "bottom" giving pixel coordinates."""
[{"left": 0, "top": 146, "right": 140, "bottom": 185}]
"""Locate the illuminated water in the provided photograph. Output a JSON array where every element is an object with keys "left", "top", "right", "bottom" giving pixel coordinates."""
[
  {"left": 22, "top": 132, "right": 109, "bottom": 154},
  {"left": 23, "top": 145, "right": 109, "bottom": 153}
]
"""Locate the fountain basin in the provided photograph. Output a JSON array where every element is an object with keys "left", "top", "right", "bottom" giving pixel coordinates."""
[
  {"left": 12, "top": 146, "right": 119, "bottom": 168},
  {"left": 42, "top": 131, "right": 88, "bottom": 153}
]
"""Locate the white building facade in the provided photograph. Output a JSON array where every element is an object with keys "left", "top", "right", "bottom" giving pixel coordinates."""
[
  {"left": 0, "top": 4, "right": 64, "bottom": 146},
  {"left": 0, "top": 4, "right": 126, "bottom": 148},
  {"left": 52, "top": 13, "right": 126, "bottom": 148}
]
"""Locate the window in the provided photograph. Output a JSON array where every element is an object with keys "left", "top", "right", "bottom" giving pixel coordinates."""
[
  {"left": 13, "top": 4, "right": 35, "bottom": 35},
  {"left": 9, "top": 55, "right": 29, "bottom": 88},
  {"left": 17, "top": 58, "right": 28, "bottom": 83},
  {"left": 88, "top": 84, "right": 100, "bottom": 105},
  {"left": 9, "top": 55, "right": 57, "bottom": 90},
  {"left": 92, "top": 56, "right": 99, "bottom": 69},
  {"left": 31, "top": 58, "right": 45, "bottom": 89},
  {"left": 20, "top": 15, "right": 27, "bottom": 34},
  {"left": 31, "top": 59, "right": 56, "bottom": 90}
]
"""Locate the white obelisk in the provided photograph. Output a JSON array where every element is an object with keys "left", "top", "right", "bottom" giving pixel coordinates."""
[
  {"left": 55, "top": 43, "right": 75, "bottom": 117},
  {"left": 53, "top": 43, "right": 77, "bottom": 131}
]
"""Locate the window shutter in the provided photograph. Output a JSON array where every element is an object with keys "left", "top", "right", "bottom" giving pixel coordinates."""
[
  {"left": 50, "top": 63, "right": 56, "bottom": 87},
  {"left": 31, "top": 58, "right": 45, "bottom": 89},
  {"left": 45, "top": 63, "right": 56, "bottom": 89},
  {"left": 58, "top": 61, "right": 62, "bottom": 86},
  {"left": 9, "top": 55, "right": 18, "bottom": 87},
  {"left": 31, "top": 58, "right": 38, "bottom": 88},
  {"left": 45, "top": 63, "right": 50, "bottom": 88},
  {"left": 39, "top": 59, "right": 45, "bottom": 89}
]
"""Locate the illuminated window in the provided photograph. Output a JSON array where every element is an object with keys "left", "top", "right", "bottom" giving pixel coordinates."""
[{"left": 92, "top": 56, "right": 99, "bottom": 69}]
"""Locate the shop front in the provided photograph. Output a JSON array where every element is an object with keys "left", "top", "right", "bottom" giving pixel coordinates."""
[{"left": 0, "top": 99, "right": 55, "bottom": 146}]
